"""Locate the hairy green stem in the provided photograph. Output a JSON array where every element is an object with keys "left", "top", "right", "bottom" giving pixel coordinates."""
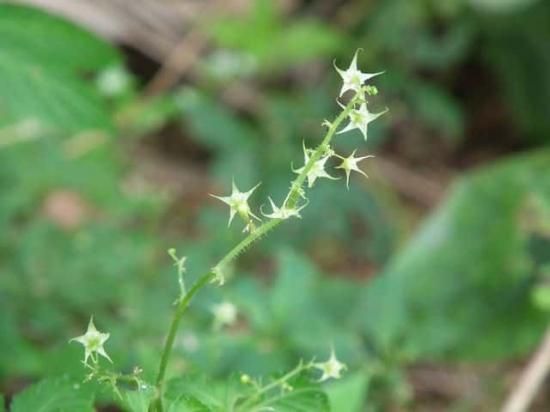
[
  {"left": 150, "top": 272, "right": 214, "bottom": 411},
  {"left": 239, "top": 361, "right": 313, "bottom": 409},
  {"left": 151, "top": 92, "right": 361, "bottom": 411}
]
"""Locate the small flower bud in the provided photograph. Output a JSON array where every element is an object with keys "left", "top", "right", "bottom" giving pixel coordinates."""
[
  {"left": 322, "top": 119, "right": 333, "bottom": 129},
  {"left": 281, "top": 381, "right": 294, "bottom": 392},
  {"left": 212, "top": 301, "right": 238, "bottom": 328},
  {"left": 211, "top": 266, "right": 226, "bottom": 286},
  {"left": 365, "top": 85, "right": 378, "bottom": 96}
]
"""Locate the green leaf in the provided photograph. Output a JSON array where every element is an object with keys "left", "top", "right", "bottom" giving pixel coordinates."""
[
  {"left": 275, "top": 20, "right": 344, "bottom": 64},
  {"left": 483, "top": 1, "right": 550, "bottom": 143},
  {"left": 271, "top": 250, "right": 317, "bottom": 325},
  {"left": 326, "top": 372, "right": 370, "bottom": 412},
  {"left": 0, "top": 57, "right": 113, "bottom": 134},
  {"left": 0, "top": 5, "right": 119, "bottom": 133},
  {"left": 207, "top": 0, "right": 342, "bottom": 71},
  {"left": 408, "top": 80, "right": 464, "bottom": 142},
  {"left": 532, "top": 285, "right": 550, "bottom": 311},
  {"left": 0, "top": 394, "right": 5, "bottom": 412},
  {"left": 256, "top": 387, "right": 329, "bottom": 412},
  {"left": 176, "top": 89, "right": 260, "bottom": 186},
  {"left": 10, "top": 378, "right": 94, "bottom": 412},
  {"left": 0, "top": 5, "right": 118, "bottom": 71},
  {"left": 360, "top": 150, "right": 550, "bottom": 360},
  {"left": 165, "top": 375, "right": 249, "bottom": 411},
  {"left": 166, "top": 395, "right": 211, "bottom": 412},
  {"left": 122, "top": 387, "right": 156, "bottom": 412}
]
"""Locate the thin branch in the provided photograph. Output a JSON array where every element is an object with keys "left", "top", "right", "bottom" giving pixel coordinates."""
[
  {"left": 501, "top": 327, "right": 550, "bottom": 412},
  {"left": 144, "top": 29, "right": 207, "bottom": 96}
]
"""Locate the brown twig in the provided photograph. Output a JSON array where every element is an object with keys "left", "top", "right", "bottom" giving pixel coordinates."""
[
  {"left": 501, "top": 327, "right": 550, "bottom": 412},
  {"left": 374, "top": 157, "right": 446, "bottom": 207},
  {"left": 143, "top": 0, "right": 230, "bottom": 97},
  {"left": 144, "top": 29, "right": 207, "bottom": 96}
]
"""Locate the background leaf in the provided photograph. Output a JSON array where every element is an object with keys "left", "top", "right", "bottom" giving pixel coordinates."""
[
  {"left": 360, "top": 149, "right": 550, "bottom": 360},
  {"left": 326, "top": 372, "right": 370, "bottom": 412},
  {"left": 10, "top": 378, "right": 94, "bottom": 412},
  {"left": 0, "top": 5, "right": 119, "bottom": 133}
]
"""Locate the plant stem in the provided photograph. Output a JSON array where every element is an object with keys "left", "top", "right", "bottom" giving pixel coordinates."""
[
  {"left": 239, "top": 361, "right": 313, "bottom": 410},
  {"left": 151, "top": 92, "right": 360, "bottom": 411},
  {"left": 150, "top": 271, "right": 214, "bottom": 411}
]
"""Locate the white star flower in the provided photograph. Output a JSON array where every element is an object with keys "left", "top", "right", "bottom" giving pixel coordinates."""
[
  {"left": 211, "top": 181, "right": 261, "bottom": 227},
  {"left": 212, "top": 301, "right": 237, "bottom": 328},
  {"left": 70, "top": 317, "right": 112, "bottom": 365},
  {"left": 336, "top": 150, "right": 374, "bottom": 189},
  {"left": 262, "top": 197, "right": 307, "bottom": 220},
  {"left": 337, "top": 102, "right": 387, "bottom": 141},
  {"left": 314, "top": 348, "right": 346, "bottom": 382},
  {"left": 293, "top": 142, "right": 338, "bottom": 188},
  {"left": 334, "top": 50, "right": 383, "bottom": 97}
]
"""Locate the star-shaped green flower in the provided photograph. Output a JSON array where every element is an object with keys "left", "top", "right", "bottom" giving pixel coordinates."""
[
  {"left": 211, "top": 180, "right": 261, "bottom": 228},
  {"left": 262, "top": 197, "right": 307, "bottom": 220},
  {"left": 313, "top": 348, "right": 346, "bottom": 382},
  {"left": 334, "top": 50, "right": 383, "bottom": 97},
  {"left": 336, "top": 150, "right": 374, "bottom": 189},
  {"left": 337, "top": 103, "right": 387, "bottom": 141},
  {"left": 293, "top": 143, "right": 338, "bottom": 188},
  {"left": 70, "top": 317, "right": 112, "bottom": 365}
]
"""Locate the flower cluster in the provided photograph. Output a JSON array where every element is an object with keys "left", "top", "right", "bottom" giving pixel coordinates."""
[
  {"left": 211, "top": 49, "right": 386, "bottom": 232},
  {"left": 70, "top": 50, "right": 385, "bottom": 400}
]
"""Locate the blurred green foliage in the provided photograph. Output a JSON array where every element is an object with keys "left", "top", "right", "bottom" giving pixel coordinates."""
[
  {"left": 362, "top": 150, "right": 550, "bottom": 360},
  {"left": 0, "top": 5, "right": 118, "bottom": 134},
  {"left": 1, "top": 0, "right": 550, "bottom": 410},
  {"left": 208, "top": 0, "right": 344, "bottom": 72}
]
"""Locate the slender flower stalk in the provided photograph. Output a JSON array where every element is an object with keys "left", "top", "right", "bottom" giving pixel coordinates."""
[
  {"left": 70, "top": 50, "right": 385, "bottom": 412},
  {"left": 150, "top": 93, "right": 363, "bottom": 411},
  {"left": 239, "top": 360, "right": 315, "bottom": 409},
  {"left": 148, "top": 50, "right": 386, "bottom": 411}
]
